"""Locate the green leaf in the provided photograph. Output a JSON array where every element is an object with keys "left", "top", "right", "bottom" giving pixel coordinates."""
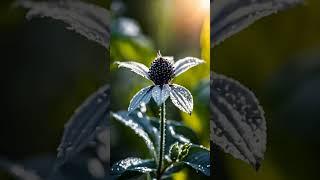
[
  {"left": 181, "top": 145, "right": 210, "bottom": 176},
  {"left": 149, "top": 118, "right": 199, "bottom": 154},
  {"left": 162, "top": 162, "right": 185, "bottom": 178},
  {"left": 169, "top": 143, "right": 180, "bottom": 162},
  {"left": 111, "top": 157, "right": 156, "bottom": 178},
  {"left": 112, "top": 110, "right": 198, "bottom": 156},
  {"left": 111, "top": 111, "right": 158, "bottom": 159},
  {"left": 178, "top": 143, "right": 192, "bottom": 161}
]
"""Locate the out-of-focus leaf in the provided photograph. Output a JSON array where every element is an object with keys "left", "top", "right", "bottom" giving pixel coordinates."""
[
  {"left": 200, "top": 15, "right": 210, "bottom": 63},
  {"left": 0, "top": 157, "right": 42, "bottom": 180},
  {"left": 111, "top": 111, "right": 158, "bottom": 159},
  {"left": 17, "top": 0, "right": 110, "bottom": 48},
  {"left": 111, "top": 17, "right": 141, "bottom": 37},
  {"left": 181, "top": 145, "right": 210, "bottom": 176},
  {"left": 51, "top": 153, "right": 109, "bottom": 180},
  {"left": 110, "top": 157, "right": 156, "bottom": 178},
  {"left": 211, "top": 0, "right": 303, "bottom": 47},
  {"left": 211, "top": 72, "right": 266, "bottom": 170},
  {"left": 110, "top": 17, "right": 155, "bottom": 63},
  {"left": 56, "top": 84, "right": 110, "bottom": 168}
]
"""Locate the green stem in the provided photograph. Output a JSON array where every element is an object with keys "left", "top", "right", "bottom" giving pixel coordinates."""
[{"left": 157, "top": 102, "right": 166, "bottom": 180}]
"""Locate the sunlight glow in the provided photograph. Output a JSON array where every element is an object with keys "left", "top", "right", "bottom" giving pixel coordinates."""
[{"left": 199, "top": 0, "right": 210, "bottom": 13}]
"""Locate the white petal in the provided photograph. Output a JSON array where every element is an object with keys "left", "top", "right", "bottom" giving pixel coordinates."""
[
  {"left": 128, "top": 86, "right": 153, "bottom": 113},
  {"left": 115, "top": 61, "right": 150, "bottom": 80},
  {"left": 152, "top": 85, "right": 171, "bottom": 106},
  {"left": 163, "top": 56, "right": 174, "bottom": 64},
  {"left": 173, "top": 57, "right": 204, "bottom": 77},
  {"left": 169, "top": 84, "right": 193, "bottom": 114}
]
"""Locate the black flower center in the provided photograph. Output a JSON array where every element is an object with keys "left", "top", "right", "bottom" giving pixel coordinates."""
[{"left": 148, "top": 57, "right": 174, "bottom": 85}]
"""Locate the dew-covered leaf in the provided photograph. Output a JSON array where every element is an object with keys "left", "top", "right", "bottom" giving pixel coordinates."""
[
  {"left": 113, "top": 110, "right": 198, "bottom": 156},
  {"left": 17, "top": 0, "right": 110, "bottom": 48},
  {"left": 149, "top": 118, "right": 199, "bottom": 155},
  {"left": 128, "top": 86, "right": 153, "bottom": 113},
  {"left": 56, "top": 84, "right": 110, "bottom": 168},
  {"left": 162, "top": 162, "right": 185, "bottom": 178},
  {"left": 181, "top": 145, "right": 210, "bottom": 176},
  {"left": 111, "top": 111, "right": 158, "bottom": 159},
  {"left": 211, "top": 73, "right": 266, "bottom": 170},
  {"left": 152, "top": 84, "right": 171, "bottom": 106},
  {"left": 173, "top": 57, "right": 205, "bottom": 77},
  {"left": 110, "top": 157, "right": 156, "bottom": 178},
  {"left": 169, "top": 84, "right": 193, "bottom": 114},
  {"left": 211, "top": 0, "right": 303, "bottom": 47},
  {"left": 0, "top": 157, "right": 42, "bottom": 180},
  {"left": 115, "top": 61, "right": 150, "bottom": 80}
]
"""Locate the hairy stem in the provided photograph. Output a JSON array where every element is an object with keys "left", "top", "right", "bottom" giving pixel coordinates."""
[{"left": 157, "top": 102, "right": 166, "bottom": 180}]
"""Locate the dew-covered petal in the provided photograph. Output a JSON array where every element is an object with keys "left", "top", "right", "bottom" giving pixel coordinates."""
[
  {"left": 211, "top": 73, "right": 266, "bottom": 170},
  {"left": 115, "top": 61, "right": 150, "bottom": 80},
  {"left": 152, "top": 85, "right": 171, "bottom": 106},
  {"left": 16, "top": 0, "right": 110, "bottom": 48},
  {"left": 211, "top": 0, "right": 303, "bottom": 47},
  {"left": 169, "top": 84, "right": 193, "bottom": 114},
  {"left": 128, "top": 86, "right": 153, "bottom": 113},
  {"left": 173, "top": 57, "right": 204, "bottom": 77}
]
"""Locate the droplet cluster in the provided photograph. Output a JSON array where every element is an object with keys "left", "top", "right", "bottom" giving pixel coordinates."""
[{"left": 148, "top": 57, "right": 174, "bottom": 85}]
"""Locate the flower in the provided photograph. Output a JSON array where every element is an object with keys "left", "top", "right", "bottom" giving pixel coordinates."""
[{"left": 115, "top": 51, "right": 204, "bottom": 114}]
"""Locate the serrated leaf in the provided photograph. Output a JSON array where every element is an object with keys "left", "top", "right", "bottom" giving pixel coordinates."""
[
  {"left": 211, "top": 73, "right": 266, "bottom": 170},
  {"left": 111, "top": 111, "right": 158, "bottom": 159},
  {"left": 56, "top": 84, "right": 110, "bottom": 167},
  {"left": 110, "top": 158, "right": 156, "bottom": 178},
  {"left": 181, "top": 145, "right": 210, "bottom": 176},
  {"left": 211, "top": 0, "right": 303, "bottom": 47},
  {"left": 169, "top": 84, "right": 193, "bottom": 114},
  {"left": 0, "top": 157, "right": 42, "bottom": 180},
  {"left": 17, "top": 0, "right": 110, "bottom": 48}
]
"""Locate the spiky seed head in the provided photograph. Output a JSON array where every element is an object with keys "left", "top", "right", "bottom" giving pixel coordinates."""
[{"left": 148, "top": 53, "right": 174, "bottom": 85}]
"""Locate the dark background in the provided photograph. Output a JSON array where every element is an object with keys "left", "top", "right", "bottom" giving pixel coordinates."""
[{"left": 0, "top": 0, "right": 109, "bottom": 179}]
